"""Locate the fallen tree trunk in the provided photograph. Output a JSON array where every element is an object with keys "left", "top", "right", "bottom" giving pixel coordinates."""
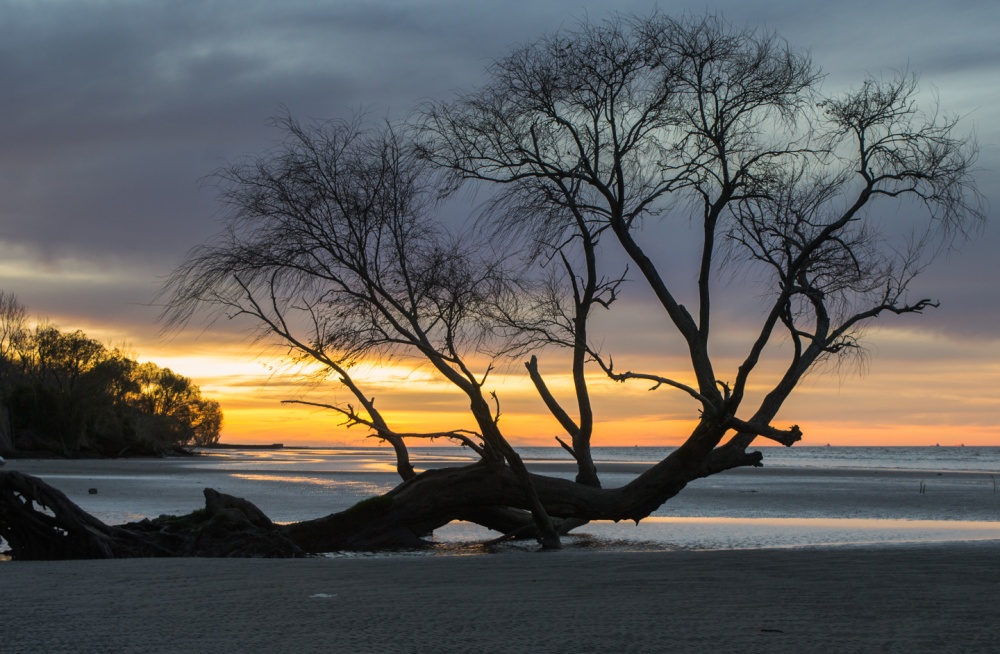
[
  {"left": 0, "top": 439, "right": 763, "bottom": 560},
  {"left": 0, "top": 469, "right": 575, "bottom": 559}
]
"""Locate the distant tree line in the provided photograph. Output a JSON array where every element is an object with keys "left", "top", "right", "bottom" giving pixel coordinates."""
[{"left": 0, "top": 292, "right": 222, "bottom": 457}]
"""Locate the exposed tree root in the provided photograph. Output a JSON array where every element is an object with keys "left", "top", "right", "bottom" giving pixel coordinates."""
[{"left": 0, "top": 472, "right": 302, "bottom": 560}]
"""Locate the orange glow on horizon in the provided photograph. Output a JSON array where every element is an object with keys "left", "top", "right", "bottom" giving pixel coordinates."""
[{"left": 33, "top": 317, "right": 1000, "bottom": 449}]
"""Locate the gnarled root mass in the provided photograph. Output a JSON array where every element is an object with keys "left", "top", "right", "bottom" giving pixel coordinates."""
[{"left": 0, "top": 472, "right": 303, "bottom": 560}]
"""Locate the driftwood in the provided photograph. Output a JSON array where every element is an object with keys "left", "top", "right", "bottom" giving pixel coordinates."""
[
  {"left": 0, "top": 468, "right": 582, "bottom": 559},
  {"left": 0, "top": 471, "right": 303, "bottom": 560},
  {"left": 0, "top": 441, "right": 761, "bottom": 559}
]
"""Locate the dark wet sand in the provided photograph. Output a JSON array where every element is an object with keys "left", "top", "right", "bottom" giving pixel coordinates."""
[{"left": 3, "top": 544, "right": 999, "bottom": 653}]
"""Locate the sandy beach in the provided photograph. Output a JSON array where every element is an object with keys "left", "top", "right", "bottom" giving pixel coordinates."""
[
  {"left": 4, "top": 449, "right": 1000, "bottom": 652},
  {"left": 2, "top": 545, "right": 999, "bottom": 653}
]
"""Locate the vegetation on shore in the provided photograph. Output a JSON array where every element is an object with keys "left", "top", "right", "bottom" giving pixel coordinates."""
[{"left": 0, "top": 292, "right": 222, "bottom": 457}]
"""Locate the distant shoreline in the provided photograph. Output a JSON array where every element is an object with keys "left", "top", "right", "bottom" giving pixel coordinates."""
[
  {"left": 201, "top": 442, "right": 285, "bottom": 450},
  {"left": 0, "top": 448, "right": 198, "bottom": 461},
  {"left": 1, "top": 442, "right": 285, "bottom": 459}
]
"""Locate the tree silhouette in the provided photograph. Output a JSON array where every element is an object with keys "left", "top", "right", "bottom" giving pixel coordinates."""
[
  {"left": 1, "top": 12, "right": 983, "bottom": 558},
  {"left": 0, "top": 300, "right": 222, "bottom": 457}
]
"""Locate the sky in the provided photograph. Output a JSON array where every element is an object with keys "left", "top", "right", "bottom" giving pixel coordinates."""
[{"left": 0, "top": 0, "right": 997, "bottom": 448}]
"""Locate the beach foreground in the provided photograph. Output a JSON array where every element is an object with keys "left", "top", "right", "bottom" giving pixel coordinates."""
[{"left": 3, "top": 545, "right": 999, "bottom": 653}]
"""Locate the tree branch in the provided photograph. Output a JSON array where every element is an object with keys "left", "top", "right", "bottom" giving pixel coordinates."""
[{"left": 726, "top": 418, "right": 802, "bottom": 447}]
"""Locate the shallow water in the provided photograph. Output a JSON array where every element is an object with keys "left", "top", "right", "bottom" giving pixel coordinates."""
[
  {"left": 4, "top": 446, "right": 1000, "bottom": 555},
  {"left": 527, "top": 445, "right": 1000, "bottom": 472}
]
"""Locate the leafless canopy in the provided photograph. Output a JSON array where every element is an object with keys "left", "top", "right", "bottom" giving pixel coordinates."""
[
  {"left": 157, "top": 12, "right": 983, "bottom": 550},
  {"left": 163, "top": 114, "right": 563, "bottom": 544},
  {"left": 422, "top": 12, "right": 982, "bottom": 455}
]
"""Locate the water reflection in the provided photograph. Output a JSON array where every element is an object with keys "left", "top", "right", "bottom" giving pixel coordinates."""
[
  {"left": 7, "top": 447, "right": 1000, "bottom": 559},
  {"left": 230, "top": 473, "right": 389, "bottom": 498},
  {"left": 408, "top": 516, "right": 1000, "bottom": 555}
]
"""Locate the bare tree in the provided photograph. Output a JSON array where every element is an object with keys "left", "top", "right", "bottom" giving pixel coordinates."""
[
  {"left": 164, "top": 114, "right": 564, "bottom": 547},
  {"left": 0, "top": 12, "right": 983, "bottom": 558},
  {"left": 421, "top": 12, "right": 982, "bottom": 469},
  {"left": 0, "top": 291, "right": 28, "bottom": 454}
]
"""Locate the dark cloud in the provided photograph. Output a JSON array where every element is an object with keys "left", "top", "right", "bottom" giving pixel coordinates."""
[{"left": 0, "top": 0, "right": 994, "bottom": 352}]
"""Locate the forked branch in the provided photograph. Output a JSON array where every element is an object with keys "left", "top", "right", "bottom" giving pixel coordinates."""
[
  {"left": 726, "top": 418, "right": 802, "bottom": 447},
  {"left": 591, "top": 351, "right": 713, "bottom": 410}
]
